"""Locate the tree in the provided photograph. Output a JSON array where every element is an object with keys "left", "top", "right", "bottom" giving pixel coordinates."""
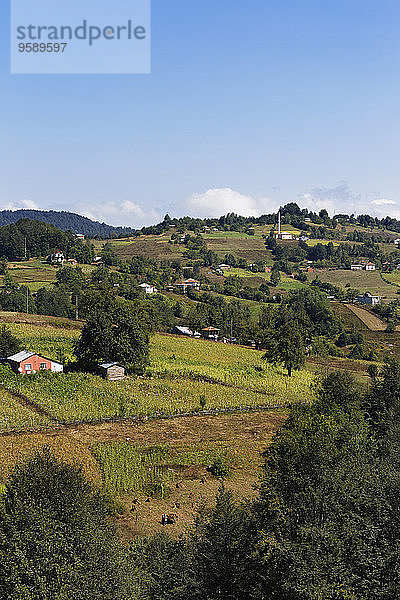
[
  {"left": 188, "top": 486, "right": 254, "bottom": 600},
  {"left": 252, "top": 372, "right": 399, "bottom": 600},
  {"left": 75, "top": 303, "right": 151, "bottom": 373},
  {"left": 0, "top": 325, "right": 21, "bottom": 357},
  {"left": 0, "top": 449, "right": 129, "bottom": 600},
  {"left": 270, "top": 269, "right": 281, "bottom": 286},
  {"left": 263, "top": 324, "right": 306, "bottom": 376}
]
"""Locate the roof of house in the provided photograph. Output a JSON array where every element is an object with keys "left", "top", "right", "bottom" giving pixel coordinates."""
[
  {"left": 139, "top": 283, "right": 153, "bottom": 288},
  {"left": 100, "top": 362, "right": 123, "bottom": 369},
  {"left": 7, "top": 351, "right": 63, "bottom": 365},
  {"left": 8, "top": 351, "right": 35, "bottom": 362},
  {"left": 202, "top": 326, "right": 220, "bottom": 332},
  {"left": 174, "top": 326, "right": 193, "bottom": 335}
]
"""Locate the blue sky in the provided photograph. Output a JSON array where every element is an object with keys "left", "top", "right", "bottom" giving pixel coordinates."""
[{"left": 1, "top": 0, "right": 400, "bottom": 226}]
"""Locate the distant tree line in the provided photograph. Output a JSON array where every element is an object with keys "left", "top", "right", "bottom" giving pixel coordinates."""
[{"left": 0, "top": 210, "right": 136, "bottom": 237}]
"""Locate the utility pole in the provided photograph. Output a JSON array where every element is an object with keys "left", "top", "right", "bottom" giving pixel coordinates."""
[
  {"left": 75, "top": 294, "right": 79, "bottom": 321},
  {"left": 24, "top": 236, "right": 27, "bottom": 260},
  {"left": 26, "top": 287, "right": 29, "bottom": 314}
]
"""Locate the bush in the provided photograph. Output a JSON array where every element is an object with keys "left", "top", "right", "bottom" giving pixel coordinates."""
[{"left": 208, "top": 456, "right": 232, "bottom": 478}]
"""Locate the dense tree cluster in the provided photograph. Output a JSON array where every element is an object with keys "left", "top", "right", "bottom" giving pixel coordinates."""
[
  {"left": 0, "top": 209, "right": 135, "bottom": 237},
  {"left": 0, "top": 218, "right": 94, "bottom": 262}
]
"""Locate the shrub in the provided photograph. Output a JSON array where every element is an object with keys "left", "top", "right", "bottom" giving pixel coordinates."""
[{"left": 208, "top": 456, "right": 232, "bottom": 478}]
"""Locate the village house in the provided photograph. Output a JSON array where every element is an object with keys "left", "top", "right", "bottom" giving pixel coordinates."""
[
  {"left": 139, "top": 283, "right": 158, "bottom": 294},
  {"left": 76, "top": 233, "right": 85, "bottom": 240},
  {"left": 356, "top": 292, "right": 381, "bottom": 306},
  {"left": 47, "top": 251, "right": 65, "bottom": 266},
  {"left": 99, "top": 362, "right": 125, "bottom": 381},
  {"left": 351, "top": 264, "right": 364, "bottom": 271},
  {"left": 201, "top": 326, "right": 220, "bottom": 341},
  {"left": 7, "top": 351, "right": 63, "bottom": 375},
  {"left": 365, "top": 262, "right": 376, "bottom": 271},
  {"left": 174, "top": 279, "right": 200, "bottom": 294},
  {"left": 218, "top": 264, "right": 231, "bottom": 271}
]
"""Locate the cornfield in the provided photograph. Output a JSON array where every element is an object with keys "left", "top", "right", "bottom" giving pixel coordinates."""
[
  {"left": 0, "top": 326, "right": 315, "bottom": 428},
  {"left": 92, "top": 442, "right": 175, "bottom": 497}
]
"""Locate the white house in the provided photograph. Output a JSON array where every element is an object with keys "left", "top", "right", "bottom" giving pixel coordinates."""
[
  {"left": 140, "top": 283, "right": 157, "bottom": 294},
  {"left": 275, "top": 212, "right": 293, "bottom": 240},
  {"left": 351, "top": 264, "right": 363, "bottom": 271},
  {"left": 356, "top": 292, "right": 381, "bottom": 306},
  {"left": 365, "top": 262, "right": 376, "bottom": 271}
]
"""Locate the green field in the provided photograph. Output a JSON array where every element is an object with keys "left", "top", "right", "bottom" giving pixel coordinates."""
[
  {"left": 307, "top": 269, "right": 398, "bottom": 299},
  {"left": 305, "top": 240, "right": 340, "bottom": 247},
  {"left": 0, "top": 388, "right": 49, "bottom": 429},
  {"left": 383, "top": 272, "right": 400, "bottom": 287}
]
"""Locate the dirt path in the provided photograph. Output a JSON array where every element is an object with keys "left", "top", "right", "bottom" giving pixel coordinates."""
[
  {"left": 345, "top": 304, "right": 387, "bottom": 331},
  {"left": 3, "top": 409, "right": 286, "bottom": 445},
  {"left": 1, "top": 385, "right": 57, "bottom": 421}
]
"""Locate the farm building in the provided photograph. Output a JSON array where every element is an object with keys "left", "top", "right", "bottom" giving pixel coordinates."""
[
  {"left": 218, "top": 264, "right": 231, "bottom": 270},
  {"left": 365, "top": 262, "right": 376, "bottom": 271},
  {"left": 351, "top": 264, "right": 364, "bottom": 271},
  {"left": 356, "top": 292, "right": 381, "bottom": 306},
  {"left": 201, "top": 326, "right": 220, "bottom": 341},
  {"left": 7, "top": 351, "right": 63, "bottom": 375},
  {"left": 99, "top": 362, "right": 125, "bottom": 381},
  {"left": 140, "top": 283, "right": 158, "bottom": 294}
]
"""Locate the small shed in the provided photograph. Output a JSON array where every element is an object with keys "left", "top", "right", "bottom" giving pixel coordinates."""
[{"left": 100, "top": 362, "right": 125, "bottom": 381}]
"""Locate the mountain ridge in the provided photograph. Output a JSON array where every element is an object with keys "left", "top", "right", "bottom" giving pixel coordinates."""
[{"left": 0, "top": 209, "right": 136, "bottom": 237}]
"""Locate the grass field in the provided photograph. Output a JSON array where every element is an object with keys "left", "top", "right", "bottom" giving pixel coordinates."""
[
  {"left": 0, "top": 433, "right": 101, "bottom": 485},
  {"left": 115, "top": 234, "right": 185, "bottom": 261},
  {"left": 383, "top": 272, "right": 400, "bottom": 287},
  {"left": 0, "top": 388, "right": 50, "bottom": 429},
  {"left": 205, "top": 236, "right": 271, "bottom": 262},
  {"left": 0, "top": 318, "right": 315, "bottom": 426},
  {"left": 307, "top": 269, "right": 398, "bottom": 299},
  {"left": 305, "top": 240, "right": 340, "bottom": 247}
]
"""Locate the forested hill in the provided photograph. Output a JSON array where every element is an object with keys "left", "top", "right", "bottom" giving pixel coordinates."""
[{"left": 0, "top": 210, "right": 135, "bottom": 238}]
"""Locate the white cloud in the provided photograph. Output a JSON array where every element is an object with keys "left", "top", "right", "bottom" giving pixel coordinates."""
[
  {"left": 79, "top": 200, "right": 161, "bottom": 228},
  {"left": 371, "top": 198, "right": 396, "bottom": 206},
  {"left": 186, "top": 187, "right": 277, "bottom": 218},
  {"left": 1, "top": 198, "right": 40, "bottom": 211},
  {"left": 297, "top": 182, "right": 362, "bottom": 216}
]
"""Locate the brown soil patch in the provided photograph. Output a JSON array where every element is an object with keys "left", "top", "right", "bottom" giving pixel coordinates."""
[
  {"left": 346, "top": 304, "right": 386, "bottom": 331},
  {"left": 0, "top": 434, "right": 101, "bottom": 484}
]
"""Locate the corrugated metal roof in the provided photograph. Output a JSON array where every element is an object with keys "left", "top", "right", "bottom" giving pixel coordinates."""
[
  {"left": 100, "top": 362, "right": 121, "bottom": 369},
  {"left": 7, "top": 351, "right": 35, "bottom": 362},
  {"left": 175, "top": 326, "right": 193, "bottom": 335}
]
